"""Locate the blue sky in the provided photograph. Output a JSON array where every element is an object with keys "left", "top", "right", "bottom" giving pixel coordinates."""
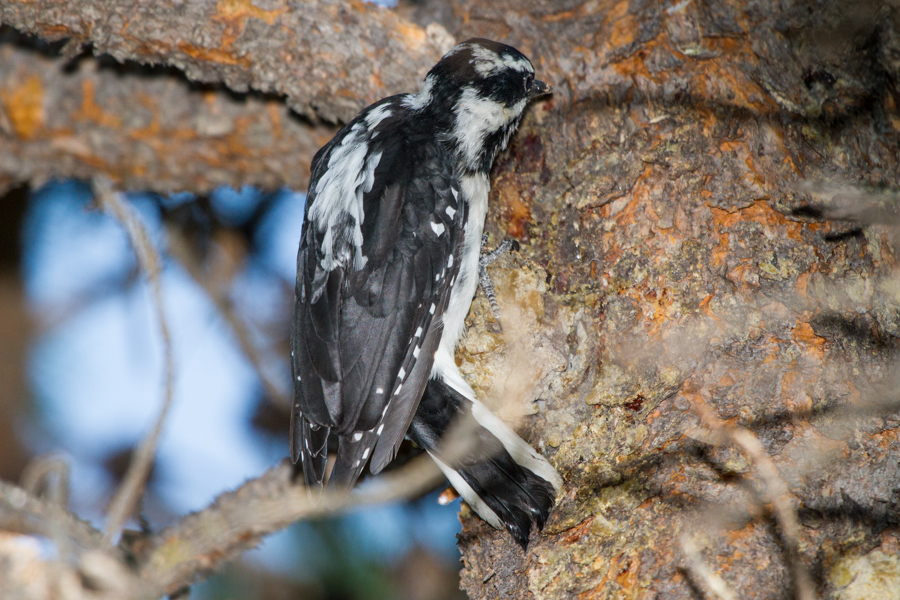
[{"left": 20, "top": 181, "right": 461, "bottom": 585}]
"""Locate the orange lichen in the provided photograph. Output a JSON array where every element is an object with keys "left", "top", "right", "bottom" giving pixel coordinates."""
[
  {"left": 176, "top": 42, "right": 251, "bottom": 67},
  {"left": 614, "top": 553, "right": 640, "bottom": 591},
  {"left": 214, "top": 0, "right": 284, "bottom": 47},
  {"left": 792, "top": 320, "right": 826, "bottom": 360},
  {"left": 1, "top": 74, "right": 45, "bottom": 139},
  {"left": 605, "top": 0, "right": 639, "bottom": 50},
  {"left": 216, "top": 0, "right": 283, "bottom": 25},
  {"left": 392, "top": 21, "right": 428, "bottom": 48},
  {"left": 580, "top": 553, "right": 641, "bottom": 599},
  {"left": 493, "top": 177, "right": 533, "bottom": 238},
  {"left": 710, "top": 200, "right": 804, "bottom": 242},
  {"left": 73, "top": 80, "right": 122, "bottom": 129}
]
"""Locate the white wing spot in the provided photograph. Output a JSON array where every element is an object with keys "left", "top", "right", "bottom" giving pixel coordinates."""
[
  {"left": 352, "top": 432, "right": 363, "bottom": 442},
  {"left": 377, "top": 424, "right": 385, "bottom": 435},
  {"left": 451, "top": 188, "right": 459, "bottom": 200},
  {"left": 414, "top": 327, "right": 423, "bottom": 338},
  {"left": 362, "top": 447, "right": 370, "bottom": 460},
  {"left": 353, "top": 459, "right": 360, "bottom": 468},
  {"left": 429, "top": 303, "right": 435, "bottom": 314},
  {"left": 365, "top": 104, "right": 393, "bottom": 128},
  {"left": 448, "top": 254, "right": 454, "bottom": 267},
  {"left": 296, "top": 375, "right": 301, "bottom": 382},
  {"left": 413, "top": 346, "right": 420, "bottom": 358},
  {"left": 398, "top": 367, "right": 406, "bottom": 380},
  {"left": 394, "top": 384, "right": 402, "bottom": 396},
  {"left": 431, "top": 221, "right": 445, "bottom": 236},
  {"left": 446, "top": 205, "right": 456, "bottom": 218},
  {"left": 376, "top": 387, "right": 384, "bottom": 394},
  {"left": 382, "top": 402, "right": 391, "bottom": 416}
]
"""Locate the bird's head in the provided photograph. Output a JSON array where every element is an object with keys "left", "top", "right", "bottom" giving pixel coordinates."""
[{"left": 412, "top": 39, "right": 550, "bottom": 173}]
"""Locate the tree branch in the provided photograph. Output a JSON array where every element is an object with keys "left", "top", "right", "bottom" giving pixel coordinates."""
[
  {"left": 95, "top": 179, "right": 176, "bottom": 543},
  {"left": 0, "top": 30, "right": 326, "bottom": 195},
  {"left": 0, "top": 480, "right": 110, "bottom": 553},
  {"left": 691, "top": 396, "right": 817, "bottom": 600},
  {"left": 0, "top": 0, "right": 454, "bottom": 124},
  {"left": 136, "top": 457, "right": 442, "bottom": 596}
]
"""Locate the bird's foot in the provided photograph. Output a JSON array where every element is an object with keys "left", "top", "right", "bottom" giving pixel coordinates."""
[{"left": 478, "top": 234, "right": 520, "bottom": 331}]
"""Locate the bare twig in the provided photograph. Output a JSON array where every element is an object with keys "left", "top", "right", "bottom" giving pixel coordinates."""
[
  {"left": 0, "top": 480, "right": 109, "bottom": 552},
  {"left": 165, "top": 225, "right": 291, "bottom": 408},
  {"left": 1, "top": 451, "right": 444, "bottom": 599},
  {"left": 679, "top": 534, "right": 737, "bottom": 600},
  {"left": 94, "top": 178, "right": 175, "bottom": 542},
  {"left": 691, "top": 396, "right": 817, "bottom": 600},
  {"left": 137, "top": 456, "right": 443, "bottom": 596},
  {"left": 20, "top": 454, "right": 70, "bottom": 509}
]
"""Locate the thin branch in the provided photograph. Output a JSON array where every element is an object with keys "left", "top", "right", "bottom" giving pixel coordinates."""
[
  {"left": 0, "top": 480, "right": 109, "bottom": 552},
  {"left": 691, "top": 396, "right": 817, "bottom": 600},
  {"left": 679, "top": 534, "right": 737, "bottom": 600},
  {"left": 137, "top": 457, "right": 443, "bottom": 597},
  {"left": 95, "top": 178, "right": 175, "bottom": 542},
  {"left": 166, "top": 225, "right": 291, "bottom": 408},
  {"left": 2, "top": 454, "right": 444, "bottom": 599},
  {"left": 19, "top": 454, "right": 70, "bottom": 510}
]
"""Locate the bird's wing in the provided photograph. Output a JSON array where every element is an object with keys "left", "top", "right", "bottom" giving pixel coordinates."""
[{"left": 291, "top": 106, "right": 466, "bottom": 489}]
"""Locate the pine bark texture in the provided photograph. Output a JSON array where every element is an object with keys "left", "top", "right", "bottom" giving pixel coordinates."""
[{"left": 2, "top": 0, "right": 900, "bottom": 599}]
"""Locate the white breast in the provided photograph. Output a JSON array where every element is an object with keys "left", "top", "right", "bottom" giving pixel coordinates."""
[{"left": 435, "top": 172, "right": 490, "bottom": 364}]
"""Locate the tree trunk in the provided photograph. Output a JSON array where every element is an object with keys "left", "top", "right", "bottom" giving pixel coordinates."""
[{"left": 2, "top": 1, "right": 900, "bottom": 598}]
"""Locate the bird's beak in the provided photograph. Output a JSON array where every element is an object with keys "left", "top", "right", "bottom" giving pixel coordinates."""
[{"left": 529, "top": 79, "right": 551, "bottom": 99}]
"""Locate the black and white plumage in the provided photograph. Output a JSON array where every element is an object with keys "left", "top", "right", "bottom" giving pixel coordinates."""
[{"left": 291, "top": 38, "right": 562, "bottom": 547}]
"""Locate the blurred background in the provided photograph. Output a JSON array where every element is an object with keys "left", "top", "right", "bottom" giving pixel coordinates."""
[{"left": 1, "top": 180, "right": 465, "bottom": 600}]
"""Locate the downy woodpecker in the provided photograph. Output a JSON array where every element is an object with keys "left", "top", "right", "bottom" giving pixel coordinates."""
[{"left": 291, "top": 38, "right": 562, "bottom": 547}]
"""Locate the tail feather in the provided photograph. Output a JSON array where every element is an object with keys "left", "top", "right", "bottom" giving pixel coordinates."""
[
  {"left": 409, "top": 375, "right": 562, "bottom": 548},
  {"left": 327, "top": 429, "right": 378, "bottom": 488},
  {"left": 291, "top": 413, "right": 329, "bottom": 491}
]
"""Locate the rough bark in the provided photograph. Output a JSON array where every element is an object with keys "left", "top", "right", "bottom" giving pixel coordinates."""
[
  {"left": 0, "top": 31, "right": 325, "bottom": 195},
  {"left": 438, "top": 2, "right": 900, "bottom": 599},
  {"left": 3, "top": 0, "right": 900, "bottom": 599},
  {"left": 0, "top": 0, "right": 454, "bottom": 194}
]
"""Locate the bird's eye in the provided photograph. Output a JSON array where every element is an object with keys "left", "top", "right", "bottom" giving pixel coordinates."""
[{"left": 524, "top": 74, "right": 533, "bottom": 92}]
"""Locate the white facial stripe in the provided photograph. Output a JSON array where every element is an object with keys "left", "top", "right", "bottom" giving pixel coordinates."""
[
  {"left": 452, "top": 87, "right": 514, "bottom": 168},
  {"left": 467, "top": 45, "right": 533, "bottom": 77}
]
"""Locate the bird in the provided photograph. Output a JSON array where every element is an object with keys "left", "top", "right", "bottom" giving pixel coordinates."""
[{"left": 290, "top": 38, "right": 562, "bottom": 548}]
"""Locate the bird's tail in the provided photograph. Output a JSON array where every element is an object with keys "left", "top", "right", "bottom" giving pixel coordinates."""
[{"left": 408, "top": 374, "right": 563, "bottom": 548}]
